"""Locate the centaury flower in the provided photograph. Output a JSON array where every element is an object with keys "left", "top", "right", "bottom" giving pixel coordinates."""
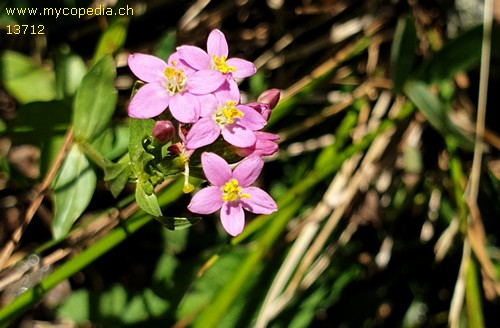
[
  {"left": 185, "top": 93, "right": 267, "bottom": 150},
  {"left": 176, "top": 29, "right": 256, "bottom": 95},
  {"left": 128, "top": 52, "right": 219, "bottom": 122},
  {"left": 188, "top": 152, "right": 277, "bottom": 236}
]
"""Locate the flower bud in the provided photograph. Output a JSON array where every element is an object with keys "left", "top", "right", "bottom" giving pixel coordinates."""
[
  {"left": 235, "top": 131, "right": 279, "bottom": 157},
  {"left": 257, "top": 88, "right": 280, "bottom": 109},
  {"left": 152, "top": 120, "right": 175, "bottom": 143}
]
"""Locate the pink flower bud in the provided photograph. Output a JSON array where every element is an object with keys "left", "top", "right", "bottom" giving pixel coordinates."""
[
  {"left": 235, "top": 132, "right": 279, "bottom": 157},
  {"left": 152, "top": 120, "right": 175, "bottom": 143},
  {"left": 257, "top": 89, "right": 280, "bottom": 109}
]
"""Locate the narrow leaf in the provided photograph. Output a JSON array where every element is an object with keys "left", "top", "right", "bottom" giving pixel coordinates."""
[
  {"left": 72, "top": 55, "right": 117, "bottom": 142},
  {"left": 52, "top": 144, "right": 97, "bottom": 239},
  {"left": 414, "top": 25, "right": 488, "bottom": 83},
  {"left": 154, "top": 216, "right": 202, "bottom": 231},
  {"left": 391, "top": 16, "right": 417, "bottom": 91},
  {"left": 404, "top": 81, "right": 473, "bottom": 150},
  {"left": 93, "top": 17, "right": 129, "bottom": 63}
]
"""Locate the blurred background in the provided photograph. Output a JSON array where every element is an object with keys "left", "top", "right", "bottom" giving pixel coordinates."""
[{"left": 1, "top": 0, "right": 500, "bottom": 327}]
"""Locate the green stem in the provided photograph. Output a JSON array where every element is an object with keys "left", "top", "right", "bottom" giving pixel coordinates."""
[{"left": 465, "top": 257, "right": 485, "bottom": 328}]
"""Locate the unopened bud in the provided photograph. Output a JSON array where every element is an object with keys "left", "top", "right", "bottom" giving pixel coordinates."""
[
  {"left": 152, "top": 120, "right": 175, "bottom": 143},
  {"left": 257, "top": 88, "right": 280, "bottom": 109}
]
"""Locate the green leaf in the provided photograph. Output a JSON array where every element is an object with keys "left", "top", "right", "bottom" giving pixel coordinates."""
[
  {"left": 404, "top": 81, "right": 474, "bottom": 150},
  {"left": 52, "top": 144, "right": 97, "bottom": 239},
  {"left": 129, "top": 118, "right": 156, "bottom": 163},
  {"left": 414, "top": 25, "right": 486, "bottom": 83},
  {"left": 0, "top": 50, "right": 57, "bottom": 103},
  {"left": 54, "top": 46, "right": 87, "bottom": 99},
  {"left": 7, "top": 100, "right": 71, "bottom": 142},
  {"left": 72, "top": 55, "right": 117, "bottom": 142},
  {"left": 104, "top": 154, "right": 132, "bottom": 198},
  {"left": 154, "top": 216, "right": 202, "bottom": 231},
  {"left": 390, "top": 16, "right": 417, "bottom": 91},
  {"left": 135, "top": 181, "right": 162, "bottom": 217},
  {"left": 93, "top": 17, "right": 129, "bottom": 63},
  {"left": 154, "top": 29, "right": 177, "bottom": 59}
]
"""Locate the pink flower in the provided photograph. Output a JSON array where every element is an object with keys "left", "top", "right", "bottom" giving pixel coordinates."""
[
  {"left": 188, "top": 152, "right": 277, "bottom": 236},
  {"left": 177, "top": 29, "right": 256, "bottom": 94},
  {"left": 185, "top": 93, "right": 267, "bottom": 150},
  {"left": 127, "top": 52, "right": 219, "bottom": 123},
  {"left": 234, "top": 131, "right": 279, "bottom": 157}
]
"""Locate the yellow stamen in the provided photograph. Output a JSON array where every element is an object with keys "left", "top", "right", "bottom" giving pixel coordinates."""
[
  {"left": 222, "top": 179, "right": 250, "bottom": 202},
  {"left": 212, "top": 55, "right": 236, "bottom": 74},
  {"left": 216, "top": 100, "right": 244, "bottom": 125},
  {"left": 164, "top": 66, "right": 186, "bottom": 94}
]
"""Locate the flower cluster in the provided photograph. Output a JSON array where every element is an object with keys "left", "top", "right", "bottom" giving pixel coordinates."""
[{"left": 127, "top": 29, "right": 278, "bottom": 236}]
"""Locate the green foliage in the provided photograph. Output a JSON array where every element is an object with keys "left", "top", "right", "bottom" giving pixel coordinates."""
[
  {"left": 1, "top": 2, "right": 499, "bottom": 328},
  {"left": 391, "top": 16, "right": 418, "bottom": 91},
  {"left": 0, "top": 51, "right": 57, "bottom": 103},
  {"left": 51, "top": 144, "right": 97, "bottom": 239},
  {"left": 72, "top": 55, "right": 117, "bottom": 142}
]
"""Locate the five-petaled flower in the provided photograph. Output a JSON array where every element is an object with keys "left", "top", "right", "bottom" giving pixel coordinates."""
[
  {"left": 188, "top": 152, "right": 277, "bottom": 236},
  {"left": 185, "top": 93, "right": 267, "bottom": 150},
  {"left": 177, "top": 29, "right": 256, "bottom": 98},
  {"left": 128, "top": 52, "right": 219, "bottom": 122}
]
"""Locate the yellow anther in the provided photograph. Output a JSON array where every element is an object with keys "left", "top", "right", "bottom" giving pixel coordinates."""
[
  {"left": 164, "top": 66, "right": 186, "bottom": 94},
  {"left": 220, "top": 100, "right": 243, "bottom": 124},
  {"left": 222, "top": 179, "right": 250, "bottom": 202},
  {"left": 212, "top": 55, "right": 236, "bottom": 74}
]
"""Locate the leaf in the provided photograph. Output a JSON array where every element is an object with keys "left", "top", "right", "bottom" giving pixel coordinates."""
[
  {"left": 414, "top": 25, "right": 488, "bottom": 83},
  {"left": 129, "top": 118, "right": 156, "bottom": 164},
  {"left": 404, "top": 81, "right": 474, "bottom": 150},
  {"left": 135, "top": 181, "right": 162, "bottom": 217},
  {"left": 52, "top": 144, "right": 97, "bottom": 239},
  {"left": 104, "top": 154, "right": 132, "bottom": 198},
  {"left": 72, "top": 55, "right": 117, "bottom": 142},
  {"left": 54, "top": 46, "right": 87, "bottom": 98},
  {"left": 0, "top": 50, "right": 57, "bottom": 104},
  {"left": 154, "top": 29, "right": 177, "bottom": 59},
  {"left": 7, "top": 101, "right": 71, "bottom": 141},
  {"left": 93, "top": 17, "right": 129, "bottom": 63},
  {"left": 154, "top": 216, "right": 202, "bottom": 231},
  {"left": 390, "top": 16, "right": 417, "bottom": 91}
]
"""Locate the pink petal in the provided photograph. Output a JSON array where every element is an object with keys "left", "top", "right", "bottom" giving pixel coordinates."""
[
  {"left": 201, "top": 152, "right": 232, "bottom": 186},
  {"left": 237, "top": 105, "right": 267, "bottom": 130},
  {"left": 207, "top": 29, "right": 229, "bottom": 58},
  {"left": 213, "top": 79, "right": 241, "bottom": 101},
  {"left": 128, "top": 53, "right": 167, "bottom": 83},
  {"left": 185, "top": 117, "right": 221, "bottom": 150},
  {"left": 240, "top": 187, "right": 277, "bottom": 214},
  {"left": 220, "top": 202, "right": 245, "bottom": 236},
  {"left": 128, "top": 83, "right": 170, "bottom": 118},
  {"left": 221, "top": 124, "right": 256, "bottom": 148},
  {"left": 226, "top": 58, "right": 256, "bottom": 79},
  {"left": 188, "top": 70, "right": 226, "bottom": 94},
  {"left": 197, "top": 94, "right": 218, "bottom": 117},
  {"left": 168, "top": 51, "right": 196, "bottom": 74},
  {"left": 169, "top": 92, "right": 200, "bottom": 123},
  {"left": 188, "top": 186, "right": 223, "bottom": 214},
  {"left": 176, "top": 45, "right": 211, "bottom": 71},
  {"left": 232, "top": 156, "right": 264, "bottom": 187}
]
